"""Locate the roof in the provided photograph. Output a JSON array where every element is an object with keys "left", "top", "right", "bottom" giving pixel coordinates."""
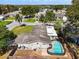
[
  {"left": 55, "top": 13, "right": 65, "bottom": 18},
  {"left": 0, "top": 15, "right": 4, "bottom": 18},
  {"left": 0, "top": 15, "right": 4, "bottom": 20},
  {"left": 46, "top": 26, "right": 57, "bottom": 36}
]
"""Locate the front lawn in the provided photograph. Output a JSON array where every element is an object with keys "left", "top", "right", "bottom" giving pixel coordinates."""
[
  {"left": 23, "top": 18, "right": 35, "bottom": 23},
  {"left": 0, "top": 21, "right": 11, "bottom": 27},
  {"left": 12, "top": 26, "right": 33, "bottom": 35},
  {"left": 5, "top": 17, "right": 15, "bottom": 21},
  {"left": 0, "top": 17, "right": 15, "bottom": 27}
]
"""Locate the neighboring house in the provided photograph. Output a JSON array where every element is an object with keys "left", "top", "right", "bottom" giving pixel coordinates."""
[
  {"left": 55, "top": 13, "right": 65, "bottom": 19},
  {"left": 54, "top": 9, "right": 67, "bottom": 20},
  {"left": 5, "top": 11, "right": 20, "bottom": 17},
  {"left": 53, "top": 10, "right": 57, "bottom": 14},
  {"left": 63, "top": 16, "right": 67, "bottom": 22},
  {"left": 48, "top": 8, "right": 53, "bottom": 12},
  {"left": 35, "top": 9, "right": 48, "bottom": 21},
  {"left": 0, "top": 15, "right": 5, "bottom": 21},
  {"left": 55, "top": 9, "right": 68, "bottom": 23}
]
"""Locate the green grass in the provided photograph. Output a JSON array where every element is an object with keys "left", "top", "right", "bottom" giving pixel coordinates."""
[
  {"left": 0, "top": 17, "right": 15, "bottom": 27},
  {"left": 0, "top": 21, "right": 11, "bottom": 27},
  {"left": 5, "top": 17, "right": 15, "bottom": 21},
  {"left": 23, "top": 18, "right": 35, "bottom": 23},
  {"left": 12, "top": 26, "right": 33, "bottom": 35}
]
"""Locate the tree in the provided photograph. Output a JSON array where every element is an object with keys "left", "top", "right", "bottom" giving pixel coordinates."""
[
  {"left": 39, "top": 15, "right": 45, "bottom": 22},
  {"left": 21, "top": 6, "right": 39, "bottom": 16},
  {"left": 15, "top": 14, "right": 22, "bottom": 23},
  {"left": 45, "top": 11, "right": 55, "bottom": 22},
  {"left": 39, "top": 11, "right": 55, "bottom": 23},
  {"left": 67, "top": 0, "right": 79, "bottom": 25},
  {"left": 50, "top": 5, "right": 64, "bottom": 10},
  {"left": 0, "top": 5, "right": 18, "bottom": 14},
  {"left": 66, "top": 0, "right": 79, "bottom": 36},
  {"left": 54, "top": 20, "right": 63, "bottom": 34},
  {"left": 0, "top": 6, "right": 2, "bottom": 14},
  {"left": 0, "top": 27, "right": 16, "bottom": 53}
]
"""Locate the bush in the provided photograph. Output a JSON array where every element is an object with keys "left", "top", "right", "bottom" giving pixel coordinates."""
[
  {"left": 54, "top": 20, "right": 63, "bottom": 30},
  {"left": 0, "top": 27, "right": 16, "bottom": 53},
  {"left": 0, "top": 21, "right": 11, "bottom": 27}
]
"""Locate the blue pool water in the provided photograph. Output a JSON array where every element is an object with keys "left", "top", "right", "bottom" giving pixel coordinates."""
[{"left": 48, "top": 41, "right": 64, "bottom": 55}]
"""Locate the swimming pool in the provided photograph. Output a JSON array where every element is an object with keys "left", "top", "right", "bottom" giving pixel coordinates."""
[{"left": 48, "top": 41, "right": 64, "bottom": 55}]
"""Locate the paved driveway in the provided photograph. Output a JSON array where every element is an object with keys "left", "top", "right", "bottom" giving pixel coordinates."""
[
  {"left": 6, "top": 21, "right": 43, "bottom": 30},
  {"left": 15, "top": 25, "right": 51, "bottom": 44}
]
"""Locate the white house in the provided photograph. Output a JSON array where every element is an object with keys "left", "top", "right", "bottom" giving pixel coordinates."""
[
  {"left": 63, "top": 16, "right": 67, "bottom": 22},
  {"left": 0, "top": 15, "right": 5, "bottom": 21},
  {"left": 46, "top": 26, "right": 57, "bottom": 37},
  {"left": 55, "top": 9, "right": 67, "bottom": 21},
  {"left": 35, "top": 9, "right": 48, "bottom": 21}
]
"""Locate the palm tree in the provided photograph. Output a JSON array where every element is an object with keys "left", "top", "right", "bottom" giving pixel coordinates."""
[{"left": 15, "top": 14, "right": 22, "bottom": 23}]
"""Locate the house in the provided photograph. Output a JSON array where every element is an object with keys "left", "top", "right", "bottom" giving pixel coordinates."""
[
  {"left": 63, "top": 16, "right": 67, "bottom": 22},
  {"left": 35, "top": 9, "right": 48, "bottom": 21},
  {"left": 46, "top": 25, "right": 57, "bottom": 37},
  {"left": 55, "top": 13, "right": 65, "bottom": 19},
  {"left": 0, "top": 15, "right": 5, "bottom": 21},
  {"left": 55, "top": 9, "right": 67, "bottom": 21}
]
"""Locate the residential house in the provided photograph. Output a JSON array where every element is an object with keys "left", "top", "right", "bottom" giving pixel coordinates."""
[{"left": 0, "top": 15, "right": 5, "bottom": 21}]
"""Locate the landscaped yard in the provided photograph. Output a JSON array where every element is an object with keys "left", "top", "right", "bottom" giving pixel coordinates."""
[
  {"left": 12, "top": 26, "right": 33, "bottom": 35},
  {"left": 23, "top": 18, "right": 35, "bottom": 23}
]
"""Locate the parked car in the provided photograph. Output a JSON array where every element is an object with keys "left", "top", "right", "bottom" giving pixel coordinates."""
[{"left": 23, "top": 15, "right": 33, "bottom": 18}]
